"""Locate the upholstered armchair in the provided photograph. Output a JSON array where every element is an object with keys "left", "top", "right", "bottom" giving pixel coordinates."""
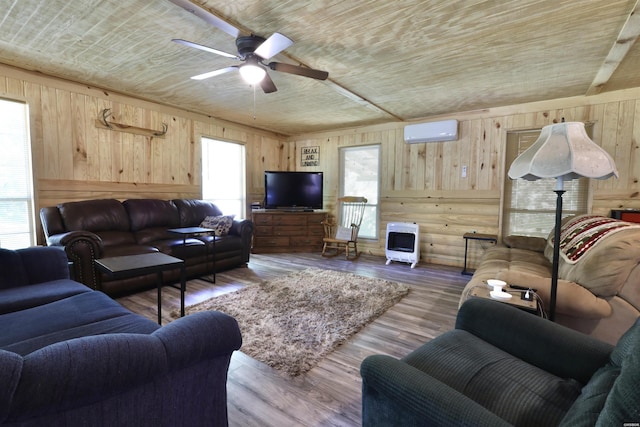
[{"left": 361, "top": 298, "right": 639, "bottom": 426}]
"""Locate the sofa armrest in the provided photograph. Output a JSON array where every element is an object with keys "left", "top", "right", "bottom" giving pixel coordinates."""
[
  {"left": 456, "top": 298, "right": 613, "bottom": 384},
  {"left": 495, "top": 270, "right": 612, "bottom": 319},
  {"left": 4, "top": 311, "right": 241, "bottom": 423},
  {"left": 47, "top": 230, "right": 103, "bottom": 253},
  {"left": 360, "top": 354, "right": 511, "bottom": 427},
  {"left": 229, "top": 219, "right": 254, "bottom": 262},
  {"left": 229, "top": 218, "right": 253, "bottom": 238},
  {"left": 153, "top": 310, "right": 242, "bottom": 368},
  {"left": 46, "top": 231, "right": 103, "bottom": 289}
]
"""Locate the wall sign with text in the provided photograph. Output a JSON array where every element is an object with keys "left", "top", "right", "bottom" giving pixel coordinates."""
[{"left": 301, "top": 146, "right": 320, "bottom": 167}]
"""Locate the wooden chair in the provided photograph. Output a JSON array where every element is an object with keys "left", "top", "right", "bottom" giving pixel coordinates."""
[{"left": 322, "top": 196, "right": 368, "bottom": 259}]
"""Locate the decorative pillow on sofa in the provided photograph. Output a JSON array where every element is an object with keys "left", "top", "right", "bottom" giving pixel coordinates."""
[{"left": 200, "top": 215, "right": 235, "bottom": 236}]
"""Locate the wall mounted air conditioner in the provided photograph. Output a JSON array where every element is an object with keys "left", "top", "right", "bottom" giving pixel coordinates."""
[{"left": 404, "top": 119, "right": 458, "bottom": 143}]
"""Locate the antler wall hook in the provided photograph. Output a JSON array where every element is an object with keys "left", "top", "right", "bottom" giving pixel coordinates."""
[
  {"left": 100, "top": 108, "right": 114, "bottom": 129},
  {"left": 96, "top": 108, "right": 168, "bottom": 138},
  {"left": 156, "top": 123, "right": 168, "bottom": 136}
]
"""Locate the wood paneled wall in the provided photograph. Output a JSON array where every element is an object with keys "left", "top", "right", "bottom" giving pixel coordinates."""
[
  {"left": 3, "top": 61, "right": 640, "bottom": 269},
  {"left": 288, "top": 88, "right": 640, "bottom": 268},
  {"left": 0, "top": 63, "right": 286, "bottom": 244}
]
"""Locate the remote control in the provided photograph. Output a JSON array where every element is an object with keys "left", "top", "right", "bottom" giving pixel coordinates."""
[{"left": 510, "top": 284, "right": 537, "bottom": 292}]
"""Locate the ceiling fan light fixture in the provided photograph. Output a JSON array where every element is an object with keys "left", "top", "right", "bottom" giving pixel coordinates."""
[{"left": 239, "top": 63, "right": 266, "bottom": 84}]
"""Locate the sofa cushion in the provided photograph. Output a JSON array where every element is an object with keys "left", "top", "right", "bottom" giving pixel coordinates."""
[
  {"left": 173, "top": 199, "right": 223, "bottom": 227},
  {"left": 402, "top": 329, "right": 582, "bottom": 427},
  {"left": 503, "top": 235, "right": 547, "bottom": 252},
  {"left": 211, "top": 235, "right": 244, "bottom": 253},
  {"left": 123, "top": 199, "right": 180, "bottom": 232},
  {"left": 152, "top": 238, "right": 206, "bottom": 259},
  {"left": 101, "top": 244, "right": 158, "bottom": 258},
  {"left": 59, "top": 199, "right": 131, "bottom": 232},
  {"left": 93, "top": 230, "right": 136, "bottom": 247},
  {"left": 0, "top": 292, "right": 158, "bottom": 355},
  {"left": 0, "top": 279, "right": 91, "bottom": 315},
  {"left": 200, "top": 215, "right": 235, "bottom": 236},
  {"left": 476, "top": 246, "right": 552, "bottom": 278},
  {"left": 2, "top": 314, "right": 160, "bottom": 356},
  {"left": 0, "top": 248, "right": 27, "bottom": 290}
]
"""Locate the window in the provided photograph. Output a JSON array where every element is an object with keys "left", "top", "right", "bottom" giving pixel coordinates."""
[
  {"left": 340, "top": 145, "right": 380, "bottom": 239},
  {"left": 502, "top": 129, "right": 589, "bottom": 238},
  {"left": 0, "top": 99, "right": 34, "bottom": 249},
  {"left": 201, "top": 137, "right": 246, "bottom": 218}
]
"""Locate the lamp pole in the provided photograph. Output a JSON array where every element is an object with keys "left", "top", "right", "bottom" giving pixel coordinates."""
[{"left": 550, "top": 176, "right": 565, "bottom": 322}]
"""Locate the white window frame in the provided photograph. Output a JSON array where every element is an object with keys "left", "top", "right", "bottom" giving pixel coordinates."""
[
  {"left": 339, "top": 144, "right": 380, "bottom": 240},
  {"left": 0, "top": 98, "right": 35, "bottom": 249},
  {"left": 201, "top": 137, "right": 246, "bottom": 218}
]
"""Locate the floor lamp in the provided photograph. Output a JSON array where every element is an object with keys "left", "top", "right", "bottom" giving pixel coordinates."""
[{"left": 508, "top": 121, "right": 618, "bottom": 321}]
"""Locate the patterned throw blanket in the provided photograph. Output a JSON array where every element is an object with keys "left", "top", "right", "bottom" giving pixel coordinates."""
[{"left": 555, "top": 215, "right": 640, "bottom": 264}]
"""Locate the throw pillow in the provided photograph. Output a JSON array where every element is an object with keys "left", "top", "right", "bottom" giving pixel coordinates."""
[{"left": 200, "top": 215, "right": 235, "bottom": 236}]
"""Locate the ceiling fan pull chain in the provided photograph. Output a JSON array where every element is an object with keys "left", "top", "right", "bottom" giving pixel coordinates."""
[{"left": 253, "top": 85, "right": 257, "bottom": 120}]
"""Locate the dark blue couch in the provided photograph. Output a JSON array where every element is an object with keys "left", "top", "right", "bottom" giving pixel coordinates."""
[{"left": 0, "top": 246, "right": 242, "bottom": 426}]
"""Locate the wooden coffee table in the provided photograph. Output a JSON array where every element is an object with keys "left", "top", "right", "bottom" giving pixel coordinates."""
[{"left": 94, "top": 252, "right": 185, "bottom": 324}]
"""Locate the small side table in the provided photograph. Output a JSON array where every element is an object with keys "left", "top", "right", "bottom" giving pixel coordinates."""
[
  {"left": 462, "top": 233, "right": 497, "bottom": 275},
  {"left": 468, "top": 285, "right": 538, "bottom": 314},
  {"left": 95, "top": 253, "right": 185, "bottom": 325},
  {"left": 168, "top": 227, "right": 216, "bottom": 283}
]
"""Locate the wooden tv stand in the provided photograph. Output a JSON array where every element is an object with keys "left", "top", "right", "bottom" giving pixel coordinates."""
[{"left": 251, "top": 210, "right": 327, "bottom": 253}]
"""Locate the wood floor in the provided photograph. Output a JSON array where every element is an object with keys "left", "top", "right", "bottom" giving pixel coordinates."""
[{"left": 117, "top": 253, "right": 470, "bottom": 427}]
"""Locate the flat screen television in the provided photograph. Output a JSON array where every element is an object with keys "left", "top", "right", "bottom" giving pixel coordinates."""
[{"left": 264, "top": 171, "right": 323, "bottom": 210}]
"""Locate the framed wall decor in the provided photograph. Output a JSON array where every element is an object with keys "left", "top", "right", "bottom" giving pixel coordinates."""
[{"left": 301, "top": 146, "right": 320, "bottom": 167}]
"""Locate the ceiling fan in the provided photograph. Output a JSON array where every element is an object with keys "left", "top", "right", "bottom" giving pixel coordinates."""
[{"left": 169, "top": 0, "right": 328, "bottom": 93}]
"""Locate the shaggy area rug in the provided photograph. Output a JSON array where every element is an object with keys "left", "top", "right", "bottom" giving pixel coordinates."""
[{"left": 177, "top": 268, "right": 409, "bottom": 376}]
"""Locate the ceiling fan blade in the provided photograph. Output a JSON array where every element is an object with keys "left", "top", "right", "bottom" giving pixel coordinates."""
[
  {"left": 267, "top": 62, "right": 329, "bottom": 80},
  {"left": 254, "top": 33, "right": 294, "bottom": 60},
  {"left": 260, "top": 72, "right": 278, "bottom": 93},
  {"left": 172, "top": 39, "right": 239, "bottom": 59},
  {"left": 169, "top": 0, "right": 240, "bottom": 38},
  {"left": 191, "top": 66, "right": 238, "bottom": 80}
]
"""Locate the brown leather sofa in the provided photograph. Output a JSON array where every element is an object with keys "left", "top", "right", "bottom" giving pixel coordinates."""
[{"left": 40, "top": 198, "right": 253, "bottom": 296}]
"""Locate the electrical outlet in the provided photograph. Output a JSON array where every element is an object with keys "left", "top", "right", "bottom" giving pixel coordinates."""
[{"left": 462, "top": 165, "right": 468, "bottom": 178}]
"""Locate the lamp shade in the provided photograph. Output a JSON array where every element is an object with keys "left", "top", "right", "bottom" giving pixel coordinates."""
[{"left": 508, "top": 122, "right": 618, "bottom": 182}]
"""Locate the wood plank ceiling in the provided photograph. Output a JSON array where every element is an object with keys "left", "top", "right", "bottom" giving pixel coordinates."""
[{"left": 1, "top": 0, "right": 639, "bottom": 136}]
